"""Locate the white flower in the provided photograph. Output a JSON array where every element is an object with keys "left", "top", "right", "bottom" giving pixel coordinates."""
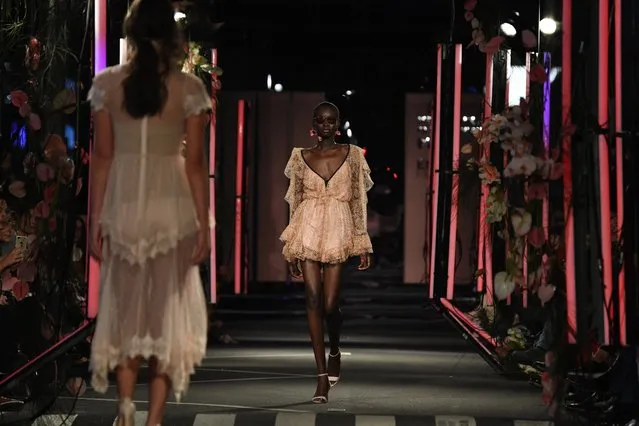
[
  {"left": 503, "top": 154, "right": 537, "bottom": 177},
  {"left": 494, "top": 271, "right": 516, "bottom": 300},
  {"left": 510, "top": 208, "right": 532, "bottom": 237}
]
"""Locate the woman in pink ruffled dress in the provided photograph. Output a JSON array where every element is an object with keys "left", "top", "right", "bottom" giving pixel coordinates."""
[
  {"left": 87, "top": 1, "right": 210, "bottom": 424},
  {"left": 280, "top": 102, "right": 373, "bottom": 404}
]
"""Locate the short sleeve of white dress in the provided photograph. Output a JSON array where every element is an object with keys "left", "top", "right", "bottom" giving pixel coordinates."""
[
  {"left": 87, "top": 71, "right": 110, "bottom": 112},
  {"left": 183, "top": 73, "right": 213, "bottom": 117}
]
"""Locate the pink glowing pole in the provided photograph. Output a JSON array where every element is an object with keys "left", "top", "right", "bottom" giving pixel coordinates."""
[
  {"left": 505, "top": 50, "right": 512, "bottom": 306},
  {"left": 234, "top": 100, "right": 246, "bottom": 295},
  {"left": 209, "top": 49, "right": 218, "bottom": 304},
  {"left": 445, "top": 44, "right": 463, "bottom": 300},
  {"left": 562, "top": 0, "right": 577, "bottom": 344},
  {"left": 477, "top": 53, "right": 494, "bottom": 305},
  {"left": 522, "top": 53, "right": 532, "bottom": 308},
  {"left": 614, "top": 0, "right": 625, "bottom": 345},
  {"left": 428, "top": 45, "right": 443, "bottom": 299},
  {"left": 598, "top": 0, "right": 612, "bottom": 345},
  {"left": 87, "top": 0, "right": 107, "bottom": 319}
]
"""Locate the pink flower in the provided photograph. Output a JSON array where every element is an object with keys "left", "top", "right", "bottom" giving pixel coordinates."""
[
  {"left": 36, "top": 163, "right": 55, "bottom": 182},
  {"left": 521, "top": 29, "right": 537, "bottom": 49},
  {"left": 1, "top": 272, "right": 18, "bottom": 291},
  {"left": 8, "top": 181, "right": 27, "bottom": 198},
  {"left": 483, "top": 36, "right": 505, "bottom": 54},
  {"left": 19, "top": 103, "right": 31, "bottom": 118},
  {"left": 528, "top": 226, "right": 546, "bottom": 248},
  {"left": 464, "top": 0, "right": 477, "bottom": 11},
  {"left": 527, "top": 182, "right": 547, "bottom": 200},
  {"left": 29, "top": 113, "right": 41, "bottom": 131},
  {"left": 530, "top": 64, "right": 548, "bottom": 83},
  {"left": 10, "top": 90, "right": 28, "bottom": 108},
  {"left": 464, "top": 11, "right": 474, "bottom": 21}
]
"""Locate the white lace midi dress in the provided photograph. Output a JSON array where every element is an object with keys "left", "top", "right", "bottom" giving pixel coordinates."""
[{"left": 87, "top": 65, "right": 211, "bottom": 401}]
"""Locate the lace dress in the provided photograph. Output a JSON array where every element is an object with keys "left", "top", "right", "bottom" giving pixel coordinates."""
[
  {"left": 280, "top": 145, "right": 374, "bottom": 264},
  {"left": 87, "top": 65, "right": 210, "bottom": 401}
]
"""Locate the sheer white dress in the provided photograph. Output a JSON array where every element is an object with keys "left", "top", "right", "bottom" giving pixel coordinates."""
[{"left": 87, "top": 65, "right": 211, "bottom": 401}]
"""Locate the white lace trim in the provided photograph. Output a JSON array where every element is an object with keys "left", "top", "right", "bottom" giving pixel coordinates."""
[
  {"left": 101, "top": 221, "right": 198, "bottom": 266},
  {"left": 88, "top": 85, "right": 107, "bottom": 112},
  {"left": 184, "top": 93, "right": 212, "bottom": 117},
  {"left": 91, "top": 333, "right": 206, "bottom": 402}
]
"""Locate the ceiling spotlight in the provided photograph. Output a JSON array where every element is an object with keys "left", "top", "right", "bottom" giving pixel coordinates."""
[
  {"left": 267, "top": 74, "right": 272, "bottom": 90},
  {"left": 500, "top": 22, "right": 517, "bottom": 37},
  {"left": 174, "top": 11, "right": 186, "bottom": 21},
  {"left": 274, "top": 83, "right": 283, "bottom": 92},
  {"left": 539, "top": 18, "right": 558, "bottom": 35}
]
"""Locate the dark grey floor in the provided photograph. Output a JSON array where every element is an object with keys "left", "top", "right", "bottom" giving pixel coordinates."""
[{"left": 20, "top": 309, "right": 551, "bottom": 425}]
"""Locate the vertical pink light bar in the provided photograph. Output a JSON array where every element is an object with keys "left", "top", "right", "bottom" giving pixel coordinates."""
[
  {"left": 446, "top": 44, "right": 463, "bottom": 300},
  {"left": 478, "top": 53, "right": 494, "bottom": 304},
  {"left": 505, "top": 50, "right": 512, "bottom": 306},
  {"left": 614, "top": 0, "right": 625, "bottom": 345},
  {"left": 428, "top": 45, "right": 443, "bottom": 299},
  {"left": 598, "top": 0, "right": 612, "bottom": 345},
  {"left": 562, "top": 0, "right": 577, "bottom": 343},
  {"left": 87, "top": 0, "right": 107, "bottom": 319},
  {"left": 209, "top": 49, "right": 218, "bottom": 304},
  {"left": 522, "top": 52, "right": 533, "bottom": 308},
  {"left": 234, "top": 100, "right": 246, "bottom": 295}
]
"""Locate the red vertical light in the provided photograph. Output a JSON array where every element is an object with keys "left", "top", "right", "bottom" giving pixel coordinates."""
[
  {"left": 209, "top": 49, "right": 218, "bottom": 304},
  {"left": 614, "top": 0, "right": 625, "bottom": 345},
  {"left": 477, "top": 53, "right": 494, "bottom": 303},
  {"left": 598, "top": 0, "right": 612, "bottom": 345},
  {"left": 87, "top": 0, "right": 108, "bottom": 319},
  {"left": 428, "top": 45, "right": 443, "bottom": 299},
  {"left": 446, "top": 44, "right": 463, "bottom": 300},
  {"left": 234, "top": 100, "right": 246, "bottom": 295},
  {"left": 563, "top": 0, "right": 577, "bottom": 343}
]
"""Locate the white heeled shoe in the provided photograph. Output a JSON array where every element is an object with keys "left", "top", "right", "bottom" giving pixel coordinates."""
[
  {"left": 116, "top": 397, "right": 135, "bottom": 426},
  {"left": 311, "top": 373, "right": 329, "bottom": 404},
  {"left": 328, "top": 350, "right": 341, "bottom": 387}
]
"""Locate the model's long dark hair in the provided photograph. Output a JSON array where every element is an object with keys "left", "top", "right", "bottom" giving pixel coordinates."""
[{"left": 122, "top": 0, "right": 180, "bottom": 118}]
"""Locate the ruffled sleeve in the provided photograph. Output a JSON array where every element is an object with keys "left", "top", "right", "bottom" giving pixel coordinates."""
[
  {"left": 87, "top": 71, "right": 110, "bottom": 112},
  {"left": 183, "top": 73, "right": 213, "bottom": 117},
  {"left": 284, "top": 148, "right": 304, "bottom": 222},
  {"left": 349, "top": 146, "right": 374, "bottom": 254}
]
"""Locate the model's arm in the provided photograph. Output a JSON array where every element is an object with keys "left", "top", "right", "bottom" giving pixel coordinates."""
[
  {"left": 183, "top": 75, "right": 213, "bottom": 229},
  {"left": 88, "top": 75, "right": 114, "bottom": 222},
  {"left": 349, "top": 148, "right": 374, "bottom": 255},
  {"left": 284, "top": 149, "right": 303, "bottom": 222}
]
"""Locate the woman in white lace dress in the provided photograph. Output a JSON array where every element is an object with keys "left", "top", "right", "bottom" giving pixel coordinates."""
[{"left": 87, "top": 1, "right": 210, "bottom": 424}]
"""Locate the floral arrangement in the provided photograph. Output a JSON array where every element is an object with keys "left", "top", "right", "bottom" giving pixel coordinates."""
[{"left": 181, "top": 42, "right": 223, "bottom": 91}]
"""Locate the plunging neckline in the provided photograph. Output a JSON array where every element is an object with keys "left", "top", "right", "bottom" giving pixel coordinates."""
[{"left": 301, "top": 145, "right": 351, "bottom": 185}]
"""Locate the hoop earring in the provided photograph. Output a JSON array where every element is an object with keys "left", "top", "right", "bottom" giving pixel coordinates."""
[
  {"left": 335, "top": 130, "right": 341, "bottom": 136},
  {"left": 309, "top": 129, "right": 317, "bottom": 137}
]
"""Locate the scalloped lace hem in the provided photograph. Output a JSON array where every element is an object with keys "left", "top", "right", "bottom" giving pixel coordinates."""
[
  {"left": 91, "top": 334, "right": 206, "bottom": 402},
  {"left": 102, "top": 222, "right": 198, "bottom": 265}
]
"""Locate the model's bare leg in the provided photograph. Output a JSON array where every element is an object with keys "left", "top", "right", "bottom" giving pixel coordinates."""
[
  {"left": 146, "top": 357, "right": 170, "bottom": 426},
  {"left": 323, "top": 263, "right": 344, "bottom": 386},
  {"left": 301, "top": 260, "right": 329, "bottom": 401},
  {"left": 115, "top": 357, "right": 141, "bottom": 425}
]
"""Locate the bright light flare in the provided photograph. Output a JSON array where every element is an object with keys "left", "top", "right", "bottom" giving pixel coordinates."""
[
  {"left": 174, "top": 11, "right": 186, "bottom": 21},
  {"left": 500, "top": 22, "right": 517, "bottom": 37},
  {"left": 539, "top": 18, "right": 558, "bottom": 35}
]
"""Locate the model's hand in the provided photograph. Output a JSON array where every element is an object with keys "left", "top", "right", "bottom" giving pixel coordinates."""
[
  {"left": 288, "top": 260, "right": 303, "bottom": 279},
  {"left": 191, "top": 229, "right": 210, "bottom": 265},
  {"left": 89, "top": 222, "right": 103, "bottom": 261},
  {"left": 357, "top": 253, "right": 371, "bottom": 271}
]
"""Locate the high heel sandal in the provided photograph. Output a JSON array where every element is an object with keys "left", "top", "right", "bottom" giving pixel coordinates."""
[
  {"left": 116, "top": 397, "right": 136, "bottom": 426},
  {"left": 328, "top": 350, "right": 341, "bottom": 387},
  {"left": 311, "top": 373, "right": 329, "bottom": 404}
]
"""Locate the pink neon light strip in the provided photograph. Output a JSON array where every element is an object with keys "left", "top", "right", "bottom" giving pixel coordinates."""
[
  {"left": 598, "top": 0, "right": 612, "bottom": 345},
  {"left": 428, "top": 45, "right": 443, "bottom": 299},
  {"left": 478, "top": 54, "right": 494, "bottom": 302},
  {"left": 209, "top": 49, "right": 218, "bottom": 304},
  {"left": 562, "top": 0, "right": 577, "bottom": 344},
  {"left": 234, "top": 100, "right": 246, "bottom": 295},
  {"left": 505, "top": 51, "right": 512, "bottom": 306},
  {"left": 87, "top": 0, "right": 107, "bottom": 319},
  {"left": 614, "top": 0, "right": 626, "bottom": 345},
  {"left": 440, "top": 298, "right": 497, "bottom": 349},
  {"left": 446, "top": 45, "right": 463, "bottom": 300},
  {"left": 522, "top": 52, "right": 532, "bottom": 308}
]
